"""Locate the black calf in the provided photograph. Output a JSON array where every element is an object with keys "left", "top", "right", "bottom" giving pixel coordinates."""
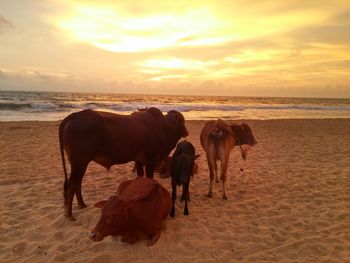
[{"left": 170, "top": 140, "right": 199, "bottom": 217}]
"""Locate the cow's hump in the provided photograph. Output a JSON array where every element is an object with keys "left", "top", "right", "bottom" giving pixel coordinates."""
[{"left": 118, "top": 177, "right": 159, "bottom": 203}]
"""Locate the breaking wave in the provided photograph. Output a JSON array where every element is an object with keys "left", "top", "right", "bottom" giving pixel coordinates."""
[{"left": 1, "top": 90, "right": 350, "bottom": 121}]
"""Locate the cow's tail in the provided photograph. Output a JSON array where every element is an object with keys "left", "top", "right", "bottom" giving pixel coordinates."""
[
  {"left": 209, "top": 119, "right": 232, "bottom": 141},
  {"left": 59, "top": 115, "right": 70, "bottom": 205}
]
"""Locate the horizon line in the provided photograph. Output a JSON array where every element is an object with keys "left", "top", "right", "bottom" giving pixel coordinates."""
[{"left": 0, "top": 88, "right": 349, "bottom": 100}]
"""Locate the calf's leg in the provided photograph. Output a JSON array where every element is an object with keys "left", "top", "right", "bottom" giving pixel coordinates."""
[
  {"left": 181, "top": 182, "right": 190, "bottom": 202},
  {"left": 183, "top": 182, "right": 190, "bottom": 215},
  {"left": 170, "top": 184, "right": 177, "bottom": 217}
]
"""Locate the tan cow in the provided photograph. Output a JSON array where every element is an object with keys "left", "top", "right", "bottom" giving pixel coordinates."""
[{"left": 200, "top": 119, "right": 257, "bottom": 199}]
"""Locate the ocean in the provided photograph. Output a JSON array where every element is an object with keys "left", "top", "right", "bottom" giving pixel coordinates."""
[{"left": 0, "top": 90, "right": 349, "bottom": 121}]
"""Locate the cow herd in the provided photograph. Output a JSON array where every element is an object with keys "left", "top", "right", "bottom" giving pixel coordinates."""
[{"left": 59, "top": 107, "right": 257, "bottom": 245}]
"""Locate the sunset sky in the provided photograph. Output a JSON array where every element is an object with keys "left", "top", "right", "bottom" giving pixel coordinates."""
[{"left": 0, "top": 0, "right": 349, "bottom": 97}]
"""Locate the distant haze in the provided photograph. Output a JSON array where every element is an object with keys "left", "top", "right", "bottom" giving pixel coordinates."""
[{"left": 0, "top": 1, "right": 349, "bottom": 98}]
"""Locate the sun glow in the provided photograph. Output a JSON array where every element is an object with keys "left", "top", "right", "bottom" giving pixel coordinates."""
[
  {"left": 2, "top": 0, "right": 349, "bottom": 97},
  {"left": 57, "top": 4, "right": 235, "bottom": 52},
  {"left": 141, "top": 58, "right": 221, "bottom": 70}
]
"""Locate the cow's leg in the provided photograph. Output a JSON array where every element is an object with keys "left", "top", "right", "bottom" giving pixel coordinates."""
[
  {"left": 76, "top": 186, "right": 87, "bottom": 209},
  {"left": 206, "top": 154, "right": 216, "bottom": 197},
  {"left": 145, "top": 159, "right": 156, "bottom": 178},
  {"left": 181, "top": 184, "right": 185, "bottom": 202},
  {"left": 219, "top": 155, "right": 230, "bottom": 200},
  {"left": 76, "top": 172, "right": 88, "bottom": 209},
  {"left": 183, "top": 182, "right": 189, "bottom": 215},
  {"left": 65, "top": 162, "right": 88, "bottom": 220},
  {"left": 181, "top": 181, "right": 190, "bottom": 201},
  {"left": 148, "top": 231, "right": 162, "bottom": 246},
  {"left": 121, "top": 232, "right": 137, "bottom": 244},
  {"left": 214, "top": 160, "right": 219, "bottom": 183},
  {"left": 65, "top": 180, "right": 77, "bottom": 220},
  {"left": 170, "top": 184, "right": 177, "bottom": 217},
  {"left": 135, "top": 162, "right": 144, "bottom": 177}
]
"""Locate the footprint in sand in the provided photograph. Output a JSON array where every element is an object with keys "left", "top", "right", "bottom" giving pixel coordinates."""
[
  {"left": 11, "top": 242, "right": 26, "bottom": 256},
  {"left": 91, "top": 254, "right": 113, "bottom": 263}
]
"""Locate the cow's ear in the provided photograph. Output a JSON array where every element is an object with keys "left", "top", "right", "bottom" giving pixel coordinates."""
[
  {"left": 168, "top": 111, "right": 183, "bottom": 123},
  {"left": 94, "top": 200, "right": 107, "bottom": 208},
  {"left": 242, "top": 123, "right": 249, "bottom": 130}
]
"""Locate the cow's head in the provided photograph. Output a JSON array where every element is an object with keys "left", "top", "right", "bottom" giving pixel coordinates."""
[
  {"left": 230, "top": 123, "right": 257, "bottom": 146},
  {"left": 165, "top": 110, "right": 189, "bottom": 137},
  {"left": 90, "top": 196, "right": 128, "bottom": 242}
]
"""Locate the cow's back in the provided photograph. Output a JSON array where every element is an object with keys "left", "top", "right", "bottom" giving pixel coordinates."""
[
  {"left": 126, "top": 183, "right": 171, "bottom": 235},
  {"left": 174, "top": 140, "right": 196, "bottom": 158},
  {"left": 200, "top": 119, "right": 235, "bottom": 157},
  {"left": 97, "top": 110, "right": 166, "bottom": 164}
]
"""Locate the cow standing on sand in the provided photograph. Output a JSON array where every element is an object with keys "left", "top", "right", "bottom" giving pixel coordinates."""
[
  {"left": 169, "top": 140, "right": 199, "bottom": 217},
  {"left": 200, "top": 119, "right": 257, "bottom": 199},
  {"left": 59, "top": 108, "right": 188, "bottom": 220}
]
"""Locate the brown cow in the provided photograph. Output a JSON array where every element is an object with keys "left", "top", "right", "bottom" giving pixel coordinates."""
[
  {"left": 90, "top": 176, "right": 171, "bottom": 246},
  {"left": 59, "top": 107, "right": 188, "bottom": 220},
  {"left": 200, "top": 119, "right": 257, "bottom": 199}
]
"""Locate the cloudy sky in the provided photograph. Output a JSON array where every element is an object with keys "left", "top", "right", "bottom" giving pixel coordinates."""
[{"left": 0, "top": 0, "right": 349, "bottom": 97}]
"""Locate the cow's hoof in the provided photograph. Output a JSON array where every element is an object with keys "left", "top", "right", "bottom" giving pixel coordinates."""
[
  {"left": 147, "top": 232, "right": 161, "bottom": 247},
  {"left": 223, "top": 195, "right": 228, "bottom": 200},
  {"left": 184, "top": 210, "right": 189, "bottom": 216},
  {"left": 65, "top": 215, "right": 76, "bottom": 221},
  {"left": 207, "top": 193, "right": 212, "bottom": 198},
  {"left": 78, "top": 203, "right": 87, "bottom": 209}
]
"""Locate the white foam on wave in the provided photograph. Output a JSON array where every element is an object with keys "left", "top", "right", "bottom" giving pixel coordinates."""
[{"left": 1, "top": 90, "right": 350, "bottom": 121}]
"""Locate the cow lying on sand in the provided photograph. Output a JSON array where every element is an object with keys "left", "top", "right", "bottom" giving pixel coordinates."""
[
  {"left": 90, "top": 177, "right": 171, "bottom": 246},
  {"left": 59, "top": 108, "right": 188, "bottom": 220},
  {"left": 170, "top": 140, "right": 199, "bottom": 217},
  {"left": 200, "top": 119, "right": 257, "bottom": 199}
]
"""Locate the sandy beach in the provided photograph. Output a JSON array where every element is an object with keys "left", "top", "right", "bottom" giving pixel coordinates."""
[{"left": 0, "top": 119, "right": 349, "bottom": 263}]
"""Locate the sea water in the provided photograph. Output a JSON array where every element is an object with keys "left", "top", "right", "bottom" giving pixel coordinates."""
[{"left": 0, "top": 90, "right": 349, "bottom": 121}]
